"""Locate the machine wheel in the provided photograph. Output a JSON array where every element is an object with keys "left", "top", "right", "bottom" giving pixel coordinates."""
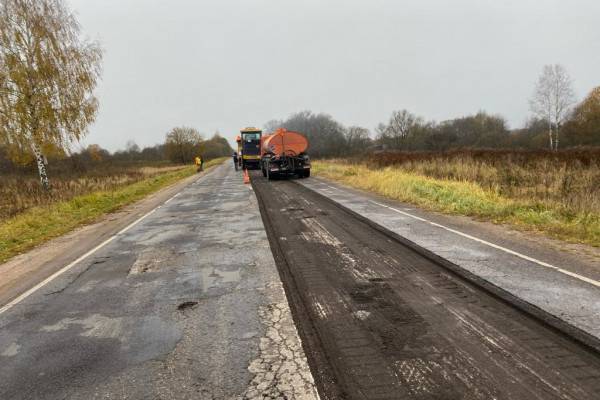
[
  {"left": 303, "top": 169, "right": 311, "bottom": 178},
  {"left": 266, "top": 163, "right": 273, "bottom": 180},
  {"left": 267, "top": 166, "right": 279, "bottom": 181}
]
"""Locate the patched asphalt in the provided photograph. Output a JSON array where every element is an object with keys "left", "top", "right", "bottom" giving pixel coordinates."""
[{"left": 0, "top": 164, "right": 317, "bottom": 400}]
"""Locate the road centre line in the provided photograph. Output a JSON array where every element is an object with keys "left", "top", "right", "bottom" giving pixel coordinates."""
[
  {"left": 0, "top": 189, "right": 183, "bottom": 316},
  {"left": 317, "top": 181, "right": 600, "bottom": 288}
]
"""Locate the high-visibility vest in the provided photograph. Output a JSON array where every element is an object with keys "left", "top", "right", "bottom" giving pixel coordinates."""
[{"left": 195, "top": 157, "right": 201, "bottom": 165}]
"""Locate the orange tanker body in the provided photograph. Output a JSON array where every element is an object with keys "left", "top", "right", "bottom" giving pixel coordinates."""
[
  {"left": 260, "top": 128, "right": 311, "bottom": 179},
  {"left": 261, "top": 130, "right": 308, "bottom": 157}
]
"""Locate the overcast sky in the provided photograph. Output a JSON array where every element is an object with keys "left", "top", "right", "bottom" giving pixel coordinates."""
[{"left": 69, "top": 0, "right": 600, "bottom": 151}]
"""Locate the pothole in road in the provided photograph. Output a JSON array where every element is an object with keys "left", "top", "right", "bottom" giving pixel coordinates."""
[{"left": 177, "top": 301, "right": 198, "bottom": 311}]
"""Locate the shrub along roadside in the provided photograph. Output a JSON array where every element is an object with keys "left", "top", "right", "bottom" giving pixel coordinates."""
[
  {"left": 312, "top": 161, "right": 599, "bottom": 247},
  {"left": 0, "top": 158, "right": 226, "bottom": 263}
]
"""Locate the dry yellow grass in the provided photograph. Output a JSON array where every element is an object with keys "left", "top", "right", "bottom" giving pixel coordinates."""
[
  {"left": 1, "top": 164, "right": 187, "bottom": 220},
  {"left": 0, "top": 158, "right": 227, "bottom": 262},
  {"left": 313, "top": 159, "right": 600, "bottom": 247}
]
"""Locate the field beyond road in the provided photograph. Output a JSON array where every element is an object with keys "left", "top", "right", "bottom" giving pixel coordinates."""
[
  {"left": 0, "top": 158, "right": 226, "bottom": 262},
  {"left": 313, "top": 150, "right": 600, "bottom": 247}
]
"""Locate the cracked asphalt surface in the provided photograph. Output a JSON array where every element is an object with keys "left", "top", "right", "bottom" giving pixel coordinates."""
[
  {"left": 0, "top": 164, "right": 317, "bottom": 400},
  {"left": 253, "top": 173, "right": 600, "bottom": 400}
]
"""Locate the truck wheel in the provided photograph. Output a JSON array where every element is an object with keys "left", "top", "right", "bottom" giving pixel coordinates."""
[{"left": 303, "top": 169, "right": 311, "bottom": 178}]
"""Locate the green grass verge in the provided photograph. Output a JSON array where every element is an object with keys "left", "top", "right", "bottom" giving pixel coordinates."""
[
  {"left": 313, "top": 161, "right": 599, "bottom": 247},
  {"left": 0, "top": 158, "right": 226, "bottom": 263}
]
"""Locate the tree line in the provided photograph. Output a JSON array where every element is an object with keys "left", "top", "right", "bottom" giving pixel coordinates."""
[
  {"left": 0, "top": 129, "right": 232, "bottom": 175},
  {"left": 266, "top": 73, "right": 600, "bottom": 158},
  {"left": 1, "top": 0, "right": 597, "bottom": 186}
]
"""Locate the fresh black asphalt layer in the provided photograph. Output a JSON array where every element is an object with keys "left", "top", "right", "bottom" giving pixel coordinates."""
[
  {"left": 252, "top": 172, "right": 600, "bottom": 400},
  {"left": 299, "top": 178, "right": 600, "bottom": 342}
]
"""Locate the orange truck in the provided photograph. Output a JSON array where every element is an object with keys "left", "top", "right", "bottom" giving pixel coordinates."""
[{"left": 260, "top": 128, "right": 311, "bottom": 179}]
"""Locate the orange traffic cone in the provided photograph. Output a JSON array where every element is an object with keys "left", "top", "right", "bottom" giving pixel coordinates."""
[{"left": 243, "top": 169, "right": 250, "bottom": 184}]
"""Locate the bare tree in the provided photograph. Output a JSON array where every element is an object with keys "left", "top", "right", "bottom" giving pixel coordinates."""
[
  {"left": 263, "top": 119, "right": 282, "bottom": 134},
  {"left": 529, "top": 64, "right": 576, "bottom": 150},
  {"left": 0, "top": 0, "right": 102, "bottom": 189},
  {"left": 279, "top": 111, "right": 346, "bottom": 157},
  {"left": 165, "top": 127, "right": 203, "bottom": 164},
  {"left": 376, "top": 110, "right": 423, "bottom": 149},
  {"left": 125, "top": 140, "right": 140, "bottom": 153},
  {"left": 345, "top": 126, "right": 371, "bottom": 154}
]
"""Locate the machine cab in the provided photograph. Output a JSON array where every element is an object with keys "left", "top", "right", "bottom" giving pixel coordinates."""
[{"left": 240, "top": 127, "right": 262, "bottom": 169}]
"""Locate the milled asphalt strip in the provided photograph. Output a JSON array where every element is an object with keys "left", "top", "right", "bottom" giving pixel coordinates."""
[
  {"left": 319, "top": 182, "right": 600, "bottom": 289},
  {"left": 0, "top": 181, "right": 193, "bottom": 316}
]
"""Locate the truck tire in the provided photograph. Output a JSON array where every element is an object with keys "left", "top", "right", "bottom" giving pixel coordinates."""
[{"left": 303, "top": 169, "right": 310, "bottom": 178}]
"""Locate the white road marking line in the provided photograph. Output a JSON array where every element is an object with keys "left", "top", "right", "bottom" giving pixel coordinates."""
[
  {"left": 0, "top": 189, "right": 185, "bottom": 316},
  {"left": 311, "top": 180, "right": 600, "bottom": 288},
  {"left": 163, "top": 192, "right": 180, "bottom": 205}
]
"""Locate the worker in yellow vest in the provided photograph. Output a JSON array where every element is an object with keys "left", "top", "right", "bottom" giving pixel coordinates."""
[{"left": 195, "top": 156, "right": 203, "bottom": 172}]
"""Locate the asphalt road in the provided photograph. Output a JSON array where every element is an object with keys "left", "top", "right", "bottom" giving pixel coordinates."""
[
  {"left": 0, "top": 165, "right": 317, "bottom": 400},
  {"left": 252, "top": 173, "right": 600, "bottom": 400},
  {"left": 299, "top": 177, "right": 600, "bottom": 343},
  {"left": 0, "top": 168, "right": 203, "bottom": 310}
]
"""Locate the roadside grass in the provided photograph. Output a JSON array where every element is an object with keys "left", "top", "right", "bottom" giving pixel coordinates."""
[
  {"left": 312, "top": 160, "right": 600, "bottom": 247},
  {"left": 2, "top": 163, "right": 184, "bottom": 220},
  {"left": 0, "top": 157, "right": 226, "bottom": 262}
]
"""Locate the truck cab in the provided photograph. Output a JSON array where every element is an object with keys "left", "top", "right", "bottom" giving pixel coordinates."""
[{"left": 240, "top": 127, "right": 262, "bottom": 169}]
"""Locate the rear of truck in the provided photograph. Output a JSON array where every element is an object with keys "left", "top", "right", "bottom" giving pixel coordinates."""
[{"left": 261, "top": 129, "right": 311, "bottom": 179}]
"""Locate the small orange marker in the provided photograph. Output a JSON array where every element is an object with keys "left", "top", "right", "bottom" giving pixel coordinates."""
[{"left": 243, "top": 169, "right": 250, "bottom": 184}]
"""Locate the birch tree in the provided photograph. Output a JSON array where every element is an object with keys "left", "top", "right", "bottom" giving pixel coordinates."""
[
  {"left": 0, "top": 0, "right": 102, "bottom": 189},
  {"left": 529, "top": 64, "right": 576, "bottom": 150}
]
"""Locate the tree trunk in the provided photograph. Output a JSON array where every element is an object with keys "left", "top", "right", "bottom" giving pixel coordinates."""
[
  {"left": 548, "top": 122, "right": 553, "bottom": 150},
  {"left": 32, "top": 143, "right": 50, "bottom": 190}
]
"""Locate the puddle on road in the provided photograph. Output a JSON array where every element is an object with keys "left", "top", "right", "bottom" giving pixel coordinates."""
[
  {"left": 1, "top": 342, "right": 21, "bottom": 357},
  {"left": 40, "top": 314, "right": 123, "bottom": 340},
  {"left": 200, "top": 266, "right": 241, "bottom": 291}
]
